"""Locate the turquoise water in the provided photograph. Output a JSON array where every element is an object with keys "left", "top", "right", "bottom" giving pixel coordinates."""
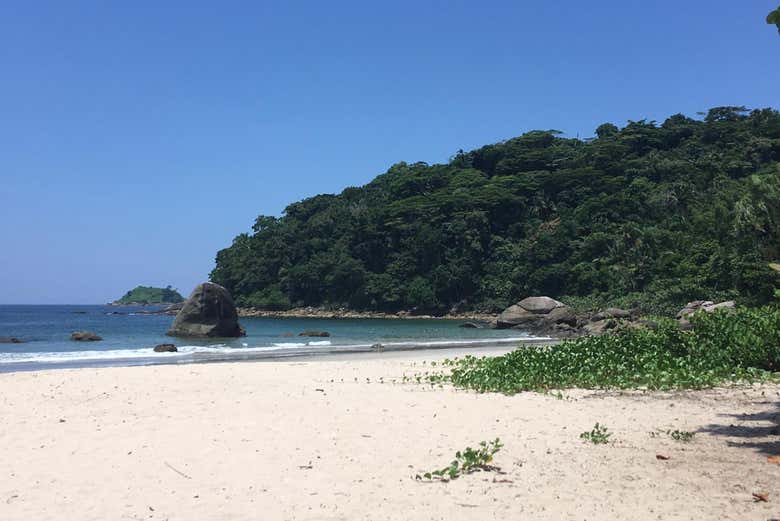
[{"left": 0, "top": 305, "right": 543, "bottom": 371}]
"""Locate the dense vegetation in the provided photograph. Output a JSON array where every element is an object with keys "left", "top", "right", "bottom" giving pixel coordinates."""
[
  {"left": 113, "top": 285, "right": 184, "bottom": 305},
  {"left": 212, "top": 106, "right": 780, "bottom": 315},
  {"left": 437, "top": 307, "right": 780, "bottom": 393}
]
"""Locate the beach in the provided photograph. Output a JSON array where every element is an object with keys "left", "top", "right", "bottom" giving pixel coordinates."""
[{"left": 1, "top": 348, "right": 778, "bottom": 521}]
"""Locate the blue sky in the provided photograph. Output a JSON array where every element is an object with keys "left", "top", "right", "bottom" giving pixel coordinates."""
[{"left": 1, "top": 1, "right": 778, "bottom": 304}]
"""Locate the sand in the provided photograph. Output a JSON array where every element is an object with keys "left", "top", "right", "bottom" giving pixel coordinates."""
[{"left": 1, "top": 349, "right": 779, "bottom": 521}]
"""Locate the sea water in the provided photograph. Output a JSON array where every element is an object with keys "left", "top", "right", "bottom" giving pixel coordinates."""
[{"left": 0, "top": 305, "right": 546, "bottom": 372}]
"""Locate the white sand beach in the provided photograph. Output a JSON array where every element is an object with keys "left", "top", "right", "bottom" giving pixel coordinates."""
[{"left": 1, "top": 350, "right": 779, "bottom": 521}]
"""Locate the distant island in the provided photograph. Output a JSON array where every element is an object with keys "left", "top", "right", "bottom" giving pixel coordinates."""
[
  {"left": 112, "top": 285, "right": 184, "bottom": 306},
  {"left": 211, "top": 106, "right": 780, "bottom": 316}
]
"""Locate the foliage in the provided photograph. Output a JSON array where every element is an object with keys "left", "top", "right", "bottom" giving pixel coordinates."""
[
  {"left": 114, "top": 285, "right": 183, "bottom": 305},
  {"left": 768, "top": 6, "right": 780, "bottom": 33},
  {"left": 440, "top": 306, "right": 780, "bottom": 394},
  {"left": 649, "top": 429, "right": 696, "bottom": 442},
  {"left": 415, "top": 439, "right": 503, "bottom": 482},
  {"left": 580, "top": 423, "right": 611, "bottom": 444},
  {"left": 212, "top": 107, "right": 780, "bottom": 314},
  {"left": 669, "top": 429, "right": 695, "bottom": 442}
]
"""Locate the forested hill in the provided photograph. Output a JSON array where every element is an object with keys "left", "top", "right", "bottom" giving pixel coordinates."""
[
  {"left": 211, "top": 106, "right": 780, "bottom": 315},
  {"left": 113, "top": 286, "right": 184, "bottom": 305}
]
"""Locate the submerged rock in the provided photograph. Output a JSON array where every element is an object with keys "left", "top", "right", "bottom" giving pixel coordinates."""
[
  {"left": 458, "top": 322, "right": 482, "bottom": 328},
  {"left": 71, "top": 331, "right": 102, "bottom": 341},
  {"left": 153, "top": 343, "right": 178, "bottom": 353},
  {"left": 167, "top": 283, "right": 245, "bottom": 338},
  {"left": 0, "top": 337, "right": 25, "bottom": 344},
  {"left": 299, "top": 331, "right": 331, "bottom": 337}
]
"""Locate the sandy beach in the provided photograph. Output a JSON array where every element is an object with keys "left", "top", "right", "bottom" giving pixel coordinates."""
[{"left": 1, "top": 349, "right": 779, "bottom": 521}]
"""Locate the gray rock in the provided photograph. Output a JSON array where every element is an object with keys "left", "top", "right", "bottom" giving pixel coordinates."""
[
  {"left": 153, "top": 343, "right": 178, "bottom": 353},
  {"left": 703, "top": 301, "right": 735, "bottom": 313},
  {"left": 516, "top": 296, "right": 565, "bottom": 314},
  {"left": 299, "top": 331, "right": 331, "bottom": 337},
  {"left": 71, "top": 331, "right": 102, "bottom": 341},
  {"left": 496, "top": 305, "right": 541, "bottom": 328},
  {"left": 604, "top": 307, "right": 631, "bottom": 319},
  {"left": 676, "top": 300, "right": 715, "bottom": 319},
  {"left": 676, "top": 300, "right": 736, "bottom": 325},
  {"left": 497, "top": 296, "right": 577, "bottom": 336},
  {"left": 167, "top": 283, "right": 245, "bottom": 338},
  {"left": 546, "top": 306, "right": 578, "bottom": 326}
]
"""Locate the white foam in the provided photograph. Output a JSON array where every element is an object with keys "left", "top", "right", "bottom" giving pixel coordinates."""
[
  {"left": 0, "top": 336, "right": 546, "bottom": 367},
  {"left": 271, "top": 340, "right": 333, "bottom": 348}
]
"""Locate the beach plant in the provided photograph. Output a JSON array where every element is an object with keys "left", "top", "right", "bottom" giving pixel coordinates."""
[
  {"left": 433, "top": 307, "right": 780, "bottom": 394},
  {"left": 415, "top": 439, "right": 503, "bottom": 482},
  {"left": 669, "top": 429, "right": 695, "bottom": 442},
  {"left": 580, "top": 423, "right": 611, "bottom": 444}
]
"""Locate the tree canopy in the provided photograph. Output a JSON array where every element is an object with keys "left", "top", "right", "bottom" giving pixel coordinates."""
[
  {"left": 211, "top": 107, "right": 780, "bottom": 315},
  {"left": 768, "top": 6, "right": 780, "bottom": 33},
  {"left": 114, "top": 285, "right": 184, "bottom": 305}
]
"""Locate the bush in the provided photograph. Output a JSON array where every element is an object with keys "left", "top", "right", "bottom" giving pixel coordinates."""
[
  {"left": 444, "top": 306, "right": 780, "bottom": 393},
  {"left": 241, "top": 285, "right": 292, "bottom": 310}
]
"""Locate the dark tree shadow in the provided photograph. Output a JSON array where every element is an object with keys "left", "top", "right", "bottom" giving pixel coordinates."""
[{"left": 698, "top": 401, "right": 780, "bottom": 456}]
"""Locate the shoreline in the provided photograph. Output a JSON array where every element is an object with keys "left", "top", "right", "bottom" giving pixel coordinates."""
[
  {"left": 1, "top": 351, "right": 777, "bottom": 520},
  {"left": 237, "top": 307, "right": 497, "bottom": 322},
  {"left": 0, "top": 336, "right": 551, "bottom": 374}
]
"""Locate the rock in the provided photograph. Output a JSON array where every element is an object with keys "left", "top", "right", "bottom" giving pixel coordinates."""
[
  {"left": 678, "top": 320, "right": 693, "bottom": 331},
  {"left": 604, "top": 307, "right": 631, "bottom": 319},
  {"left": 71, "top": 331, "right": 102, "bottom": 341},
  {"left": 497, "top": 296, "right": 578, "bottom": 336},
  {"left": 153, "top": 343, "right": 178, "bottom": 353},
  {"left": 163, "top": 302, "right": 185, "bottom": 315},
  {"left": 459, "top": 322, "right": 482, "bottom": 328},
  {"left": 299, "top": 331, "right": 331, "bottom": 337},
  {"left": 516, "top": 296, "right": 565, "bottom": 314},
  {"left": 546, "top": 306, "right": 578, "bottom": 326},
  {"left": 0, "top": 337, "right": 25, "bottom": 344},
  {"left": 676, "top": 300, "right": 736, "bottom": 328},
  {"left": 496, "top": 305, "right": 540, "bottom": 328},
  {"left": 167, "top": 283, "right": 245, "bottom": 338},
  {"left": 703, "top": 301, "right": 735, "bottom": 313},
  {"left": 371, "top": 343, "right": 384, "bottom": 351},
  {"left": 676, "top": 300, "right": 715, "bottom": 319}
]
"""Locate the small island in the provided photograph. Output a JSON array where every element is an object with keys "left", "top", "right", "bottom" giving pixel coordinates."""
[{"left": 111, "top": 285, "right": 184, "bottom": 306}]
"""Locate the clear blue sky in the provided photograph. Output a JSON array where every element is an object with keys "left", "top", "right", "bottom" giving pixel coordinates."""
[{"left": 1, "top": 1, "right": 778, "bottom": 304}]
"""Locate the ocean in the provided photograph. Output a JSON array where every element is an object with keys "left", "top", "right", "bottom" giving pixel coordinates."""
[{"left": 0, "top": 305, "right": 545, "bottom": 372}]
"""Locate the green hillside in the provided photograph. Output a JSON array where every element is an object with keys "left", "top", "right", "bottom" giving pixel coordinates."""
[
  {"left": 211, "top": 106, "right": 780, "bottom": 315},
  {"left": 113, "top": 286, "right": 184, "bottom": 305}
]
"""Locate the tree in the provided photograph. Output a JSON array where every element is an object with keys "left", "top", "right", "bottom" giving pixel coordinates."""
[{"left": 768, "top": 6, "right": 780, "bottom": 33}]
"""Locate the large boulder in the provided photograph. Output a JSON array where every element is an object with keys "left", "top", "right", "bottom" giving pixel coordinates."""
[
  {"left": 516, "top": 296, "right": 565, "bottom": 314},
  {"left": 496, "top": 304, "right": 540, "bottom": 328},
  {"left": 495, "top": 296, "right": 574, "bottom": 333},
  {"left": 153, "top": 343, "right": 178, "bottom": 353},
  {"left": 167, "top": 283, "right": 245, "bottom": 338}
]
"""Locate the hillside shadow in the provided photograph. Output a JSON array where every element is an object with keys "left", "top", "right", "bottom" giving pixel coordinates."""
[{"left": 698, "top": 402, "right": 780, "bottom": 456}]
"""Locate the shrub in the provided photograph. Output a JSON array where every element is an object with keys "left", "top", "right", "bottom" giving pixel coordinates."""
[{"left": 443, "top": 306, "right": 780, "bottom": 394}]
